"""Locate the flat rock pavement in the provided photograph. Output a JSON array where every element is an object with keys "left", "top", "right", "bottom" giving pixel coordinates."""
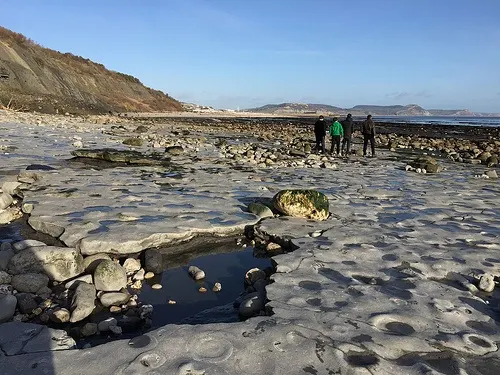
[{"left": 1, "top": 118, "right": 500, "bottom": 374}]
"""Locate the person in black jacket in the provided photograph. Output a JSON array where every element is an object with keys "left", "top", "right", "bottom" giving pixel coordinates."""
[
  {"left": 341, "top": 113, "right": 353, "bottom": 155},
  {"left": 313, "top": 115, "right": 327, "bottom": 154},
  {"left": 362, "top": 115, "right": 376, "bottom": 157}
]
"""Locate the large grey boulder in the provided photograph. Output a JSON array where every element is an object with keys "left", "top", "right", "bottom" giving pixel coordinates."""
[
  {"left": 15, "top": 293, "right": 38, "bottom": 314},
  {"left": 70, "top": 282, "right": 96, "bottom": 323},
  {"left": 11, "top": 273, "right": 49, "bottom": 293},
  {"left": 0, "top": 294, "right": 17, "bottom": 322},
  {"left": 144, "top": 249, "right": 163, "bottom": 274},
  {"left": 8, "top": 246, "right": 84, "bottom": 282},
  {"left": 94, "top": 260, "right": 127, "bottom": 292}
]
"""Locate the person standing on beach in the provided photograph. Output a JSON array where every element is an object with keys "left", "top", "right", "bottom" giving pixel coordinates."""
[
  {"left": 314, "top": 115, "right": 327, "bottom": 154},
  {"left": 329, "top": 117, "right": 344, "bottom": 156},
  {"left": 341, "top": 113, "right": 354, "bottom": 155},
  {"left": 362, "top": 115, "right": 376, "bottom": 157}
]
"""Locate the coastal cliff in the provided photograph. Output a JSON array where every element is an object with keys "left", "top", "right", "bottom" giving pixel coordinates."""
[{"left": 0, "top": 27, "right": 182, "bottom": 114}]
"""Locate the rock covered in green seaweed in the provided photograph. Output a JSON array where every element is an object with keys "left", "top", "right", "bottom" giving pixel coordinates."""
[{"left": 272, "top": 189, "right": 329, "bottom": 221}]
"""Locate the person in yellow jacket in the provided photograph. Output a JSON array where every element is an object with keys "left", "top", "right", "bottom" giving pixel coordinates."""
[{"left": 329, "top": 117, "right": 344, "bottom": 156}]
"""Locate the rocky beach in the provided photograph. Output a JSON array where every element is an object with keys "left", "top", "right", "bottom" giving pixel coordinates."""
[{"left": 1, "top": 110, "right": 500, "bottom": 374}]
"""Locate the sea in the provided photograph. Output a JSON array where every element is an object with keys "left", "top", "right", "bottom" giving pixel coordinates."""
[{"left": 372, "top": 116, "right": 500, "bottom": 128}]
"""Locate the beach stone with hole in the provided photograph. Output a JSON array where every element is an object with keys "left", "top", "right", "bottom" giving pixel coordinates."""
[
  {"left": 272, "top": 189, "right": 329, "bottom": 220},
  {"left": 94, "top": 260, "right": 127, "bottom": 292}
]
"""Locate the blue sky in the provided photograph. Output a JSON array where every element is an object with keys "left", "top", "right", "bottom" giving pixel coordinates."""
[{"left": 1, "top": 0, "right": 499, "bottom": 112}]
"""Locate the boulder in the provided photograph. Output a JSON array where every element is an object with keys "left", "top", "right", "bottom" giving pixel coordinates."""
[
  {"left": 122, "top": 138, "right": 144, "bottom": 147},
  {"left": 1, "top": 181, "right": 23, "bottom": 197},
  {"left": 272, "top": 189, "right": 329, "bottom": 220},
  {"left": 248, "top": 202, "right": 274, "bottom": 219},
  {"left": 238, "top": 292, "right": 265, "bottom": 319},
  {"left": 65, "top": 274, "right": 93, "bottom": 290},
  {"left": 410, "top": 156, "right": 442, "bottom": 173},
  {"left": 0, "top": 207, "right": 23, "bottom": 224},
  {"left": 94, "top": 260, "right": 127, "bottom": 292},
  {"left": 71, "top": 148, "right": 167, "bottom": 166},
  {"left": 144, "top": 249, "right": 163, "bottom": 274},
  {"left": 123, "top": 258, "right": 141, "bottom": 274},
  {"left": 0, "top": 243, "right": 14, "bottom": 271},
  {"left": 99, "top": 292, "right": 130, "bottom": 307},
  {"left": 0, "top": 270, "right": 12, "bottom": 284},
  {"left": 15, "top": 293, "right": 38, "bottom": 314},
  {"left": 0, "top": 193, "right": 14, "bottom": 209},
  {"left": 11, "top": 273, "right": 49, "bottom": 293},
  {"left": 70, "top": 282, "right": 96, "bottom": 323},
  {"left": 82, "top": 253, "right": 111, "bottom": 273},
  {"left": 0, "top": 294, "right": 17, "bottom": 322},
  {"left": 164, "top": 145, "right": 184, "bottom": 155},
  {"left": 8, "top": 246, "right": 84, "bottom": 282},
  {"left": 50, "top": 308, "right": 70, "bottom": 323}
]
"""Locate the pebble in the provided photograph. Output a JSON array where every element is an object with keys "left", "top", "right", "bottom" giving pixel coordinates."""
[
  {"left": 50, "top": 308, "right": 70, "bottom": 323},
  {"left": 133, "top": 268, "right": 145, "bottom": 281},
  {"left": 144, "top": 272, "right": 155, "bottom": 279},
  {"left": 110, "top": 306, "right": 122, "bottom": 314},
  {"left": 81, "top": 322, "right": 98, "bottom": 337},
  {"left": 198, "top": 287, "right": 207, "bottom": 293},
  {"left": 188, "top": 266, "right": 205, "bottom": 280},
  {"left": 168, "top": 300, "right": 176, "bottom": 305},
  {"left": 212, "top": 282, "right": 222, "bottom": 292},
  {"left": 479, "top": 274, "right": 495, "bottom": 292},
  {"left": 151, "top": 284, "right": 162, "bottom": 290}
]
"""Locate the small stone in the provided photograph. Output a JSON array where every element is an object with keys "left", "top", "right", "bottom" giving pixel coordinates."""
[
  {"left": 138, "top": 304, "right": 153, "bottom": 318},
  {"left": 99, "top": 292, "right": 130, "bottom": 307},
  {"left": 130, "top": 280, "right": 142, "bottom": 289},
  {"left": 238, "top": 292, "right": 265, "bottom": 319},
  {"left": 39, "top": 313, "right": 50, "bottom": 323},
  {"left": 0, "top": 270, "right": 12, "bottom": 284},
  {"left": 0, "top": 294, "right": 17, "bottom": 323},
  {"left": 70, "top": 282, "right": 96, "bottom": 323},
  {"left": 144, "top": 249, "right": 163, "bottom": 274},
  {"left": 36, "top": 286, "right": 52, "bottom": 299},
  {"left": 50, "top": 308, "right": 71, "bottom": 323},
  {"left": 0, "top": 284, "right": 14, "bottom": 295},
  {"left": 485, "top": 170, "right": 498, "bottom": 179},
  {"left": 479, "top": 274, "right": 495, "bottom": 293},
  {"left": 110, "top": 306, "right": 122, "bottom": 314},
  {"left": 81, "top": 323, "right": 98, "bottom": 337},
  {"left": 133, "top": 268, "right": 145, "bottom": 281},
  {"left": 0, "top": 193, "right": 13, "bottom": 210},
  {"left": 266, "top": 242, "right": 282, "bottom": 253},
  {"left": 97, "top": 317, "right": 117, "bottom": 332},
  {"left": 123, "top": 258, "right": 141, "bottom": 274},
  {"left": 198, "top": 287, "right": 207, "bottom": 293},
  {"left": 168, "top": 300, "right": 176, "bottom": 305},
  {"left": 151, "top": 284, "right": 162, "bottom": 290},
  {"left": 31, "top": 307, "right": 42, "bottom": 316},
  {"left": 212, "top": 282, "right": 222, "bottom": 292},
  {"left": 144, "top": 272, "right": 155, "bottom": 279},
  {"left": 109, "top": 325, "right": 123, "bottom": 335},
  {"left": 188, "top": 266, "right": 205, "bottom": 280}
]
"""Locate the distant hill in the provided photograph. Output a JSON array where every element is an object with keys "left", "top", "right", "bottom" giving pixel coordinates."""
[
  {"left": 0, "top": 26, "right": 182, "bottom": 114},
  {"left": 247, "top": 103, "right": 498, "bottom": 117}
]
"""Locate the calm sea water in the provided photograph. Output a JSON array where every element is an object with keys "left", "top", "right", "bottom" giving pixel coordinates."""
[{"left": 372, "top": 116, "right": 500, "bottom": 127}]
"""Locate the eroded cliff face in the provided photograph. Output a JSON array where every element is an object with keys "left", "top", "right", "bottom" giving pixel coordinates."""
[{"left": 0, "top": 27, "right": 182, "bottom": 114}]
